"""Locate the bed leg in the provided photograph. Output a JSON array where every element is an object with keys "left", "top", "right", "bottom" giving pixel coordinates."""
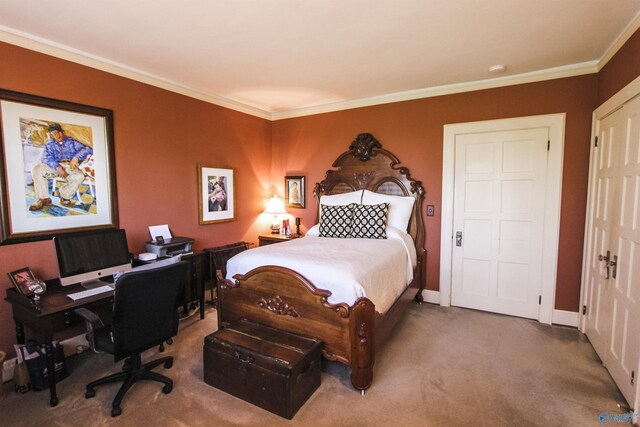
[
  {"left": 361, "top": 390, "right": 365, "bottom": 396},
  {"left": 350, "top": 299, "right": 375, "bottom": 391}
]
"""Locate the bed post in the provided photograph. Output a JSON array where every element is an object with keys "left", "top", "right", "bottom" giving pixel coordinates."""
[{"left": 349, "top": 298, "right": 375, "bottom": 390}]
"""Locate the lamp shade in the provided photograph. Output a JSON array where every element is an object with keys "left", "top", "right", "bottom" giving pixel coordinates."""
[{"left": 264, "top": 195, "right": 287, "bottom": 215}]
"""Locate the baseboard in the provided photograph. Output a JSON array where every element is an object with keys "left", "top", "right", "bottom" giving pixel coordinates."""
[
  {"left": 552, "top": 309, "right": 579, "bottom": 327},
  {"left": 2, "top": 333, "right": 89, "bottom": 384},
  {"left": 421, "top": 289, "right": 440, "bottom": 304}
]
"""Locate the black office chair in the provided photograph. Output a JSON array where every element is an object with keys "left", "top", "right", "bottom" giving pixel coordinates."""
[{"left": 75, "top": 261, "right": 188, "bottom": 417}]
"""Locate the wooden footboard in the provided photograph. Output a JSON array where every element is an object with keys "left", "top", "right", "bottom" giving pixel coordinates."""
[
  {"left": 218, "top": 265, "right": 376, "bottom": 390},
  {"left": 217, "top": 259, "right": 424, "bottom": 391}
]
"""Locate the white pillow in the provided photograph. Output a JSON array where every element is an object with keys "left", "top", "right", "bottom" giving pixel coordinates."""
[
  {"left": 362, "top": 190, "right": 415, "bottom": 232},
  {"left": 319, "top": 190, "right": 362, "bottom": 220}
]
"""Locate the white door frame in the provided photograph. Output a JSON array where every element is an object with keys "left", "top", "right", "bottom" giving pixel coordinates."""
[{"left": 440, "top": 114, "right": 565, "bottom": 324}]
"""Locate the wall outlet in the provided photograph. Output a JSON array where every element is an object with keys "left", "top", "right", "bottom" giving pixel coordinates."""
[{"left": 427, "top": 205, "right": 435, "bottom": 216}]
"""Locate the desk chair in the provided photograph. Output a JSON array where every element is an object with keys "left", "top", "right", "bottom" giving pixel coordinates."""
[{"left": 75, "top": 261, "right": 188, "bottom": 417}]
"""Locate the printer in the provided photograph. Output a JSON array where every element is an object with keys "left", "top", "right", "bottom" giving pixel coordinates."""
[{"left": 144, "top": 236, "right": 194, "bottom": 258}]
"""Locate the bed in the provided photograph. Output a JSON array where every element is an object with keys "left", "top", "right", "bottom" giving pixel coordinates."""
[{"left": 217, "top": 133, "right": 426, "bottom": 391}]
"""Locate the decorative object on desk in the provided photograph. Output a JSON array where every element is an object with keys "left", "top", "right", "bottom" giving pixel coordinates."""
[
  {"left": 8, "top": 267, "right": 38, "bottom": 297},
  {"left": 197, "top": 165, "right": 235, "bottom": 224},
  {"left": 295, "top": 217, "right": 301, "bottom": 236},
  {"left": 0, "top": 89, "right": 118, "bottom": 245},
  {"left": 264, "top": 195, "right": 287, "bottom": 234},
  {"left": 285, "top": 175, "right": 305, "bottom": 208},
  {"left": 27, "top": 279, "right": 47, "bottom": 302}
]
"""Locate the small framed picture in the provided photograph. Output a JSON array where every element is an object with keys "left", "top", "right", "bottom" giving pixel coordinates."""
[
  {"left": 8, "top": 267, "right": 36, "bottom": 297},
  {"left": 197, "top": 165, "right": 235, "bottom": 224},
  {"left": 285, "top": 176, "right": 305, "bottom": 209}
]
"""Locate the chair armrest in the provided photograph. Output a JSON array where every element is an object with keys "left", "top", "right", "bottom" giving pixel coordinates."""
[{"left": 74, "top": 308, "right": 104, "bottom": 351}]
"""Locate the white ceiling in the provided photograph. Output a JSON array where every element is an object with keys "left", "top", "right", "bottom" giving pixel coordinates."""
[{"left": 1, "top": 0, "right": 640, "bottom": 120}]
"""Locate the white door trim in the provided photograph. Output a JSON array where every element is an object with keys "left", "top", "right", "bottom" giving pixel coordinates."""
[{"left": 440, "top": 114, "right": 565, "bottom": 324}]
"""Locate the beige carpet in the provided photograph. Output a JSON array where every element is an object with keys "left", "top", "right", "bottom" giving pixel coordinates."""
[{"left": 0, "top": 304, "right": 627, "bottom": 426}]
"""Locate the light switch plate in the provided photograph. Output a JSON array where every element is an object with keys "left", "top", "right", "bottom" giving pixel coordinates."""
[{"left": 427, "top": 205, "right": 435, "bottom": 216}]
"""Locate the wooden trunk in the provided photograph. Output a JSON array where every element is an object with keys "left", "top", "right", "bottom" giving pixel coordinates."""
[{"left": 203, "top": 320, "right": 322, "bottom": 419}]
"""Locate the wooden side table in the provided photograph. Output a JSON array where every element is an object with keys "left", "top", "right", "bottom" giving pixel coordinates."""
[{"left": 258, "top": 234, "right": 300, "bottom": 246}]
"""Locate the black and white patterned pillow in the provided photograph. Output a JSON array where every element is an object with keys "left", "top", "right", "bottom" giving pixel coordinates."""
[
  {"left": 350, "top": 203, "right": 389, "bottom": 239},
  {"left": 319, "top": 203, "right": 356, "bottom": 238}
]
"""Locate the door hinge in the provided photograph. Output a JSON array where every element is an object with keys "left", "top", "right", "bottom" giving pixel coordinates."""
[
  {"left": 539, "top": 295, "right": 542, "bottom": 305},
  {"left": 582, "top": 305, "right": 587, "bottom": 315},
  {"left": 547, "top": 140, "right": 550, "bottom": 151},
  {"left": 594, "top": 136, "right": 599, "bottom": 147}
]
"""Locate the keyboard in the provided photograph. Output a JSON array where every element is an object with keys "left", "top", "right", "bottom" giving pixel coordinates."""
[{"left": 67, "top": 285, "right": 113, "bottom": 301}]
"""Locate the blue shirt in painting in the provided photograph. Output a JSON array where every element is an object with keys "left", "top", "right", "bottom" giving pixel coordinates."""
[{"left": 41, "top": 136, "right": 93, "bottom": 170}]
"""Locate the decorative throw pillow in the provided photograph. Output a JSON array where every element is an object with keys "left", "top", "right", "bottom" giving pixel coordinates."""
[
  {"left": 362, "top": 190, "right": 415, "bottom": 232},
  {"left": 350, "top": 203, "right": 389, "bottom": 239},
  {"left": 319, "top": 203, "right": 356, "bottom": 238}
]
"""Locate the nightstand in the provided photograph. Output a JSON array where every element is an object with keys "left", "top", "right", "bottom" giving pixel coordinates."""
[{"left": 258, "top": 234, "right": 300, "bottom": 246}]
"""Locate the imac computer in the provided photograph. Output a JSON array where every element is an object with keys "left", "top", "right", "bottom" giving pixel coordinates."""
[{"left": 54, "top": 228, "right": 132, "bottom": 288}]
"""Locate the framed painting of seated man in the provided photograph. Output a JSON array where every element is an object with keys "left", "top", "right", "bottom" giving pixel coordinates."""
[{"left": 0, "top": 89, "right": 118, "bottom": 245}]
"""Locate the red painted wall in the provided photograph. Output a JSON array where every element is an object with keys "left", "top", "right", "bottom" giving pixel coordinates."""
[
  {"left": 597, "top": 28, "right": 640, "bottom": 106},
  {"left": 0, "top": 42, "right": 272, "bottom": 355},
  {"left": 272, "top": 77, "right": 598, "bottom": 313},
  {"left": 0, "top": 26, "right": 638, "bottom": 356}
]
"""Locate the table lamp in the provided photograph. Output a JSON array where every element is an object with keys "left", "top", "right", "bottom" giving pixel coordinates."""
[{"left": 264, "top": 195, "right": 287, "bottom": 234}]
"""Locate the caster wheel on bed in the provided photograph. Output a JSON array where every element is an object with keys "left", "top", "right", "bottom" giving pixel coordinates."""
[{"left": 361, "top": 390, "right": 365, "bottom": 396}]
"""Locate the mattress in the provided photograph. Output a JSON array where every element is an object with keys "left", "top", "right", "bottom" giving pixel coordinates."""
[{"left": 226, "top": 226, "right": 416, "bottom": 312}]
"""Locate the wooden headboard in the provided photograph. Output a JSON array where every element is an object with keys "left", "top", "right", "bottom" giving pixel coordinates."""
[{"left": 313, "top": 133, "right": 426, "bottom": 257}]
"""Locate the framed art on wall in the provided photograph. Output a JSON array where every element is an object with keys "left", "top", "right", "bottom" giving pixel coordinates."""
[
  {"left": 0, "top": 89, "right": 118, "bottom": 245},
  {"left": 285, "top": 175, "right": 305, "bottom": 208},
  {"left": 198, "top": 165, "right": 235, "bottom": 224}
]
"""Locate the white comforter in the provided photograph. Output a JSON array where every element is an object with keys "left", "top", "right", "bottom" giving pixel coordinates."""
[{"left": 225, "top": 226, "right": 416, "bottom": 312}]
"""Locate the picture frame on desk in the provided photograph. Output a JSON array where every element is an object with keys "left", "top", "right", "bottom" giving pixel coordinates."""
[
  {"left": 0, "top": 89, "right": 118, "bottom": 245},
  {"left": 197, "top": 165, "right": 235, "bottom": 224},
  {"left": 8, "top": 266, "right": 37, "bottom": 297}
]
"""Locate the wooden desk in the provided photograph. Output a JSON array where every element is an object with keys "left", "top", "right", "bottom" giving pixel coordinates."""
[
  {"left": 5, "top": 281, "right": 114, "bottom": 407},
  {"left": 4, "top": 255, "right": 208, "bottom": 407}
]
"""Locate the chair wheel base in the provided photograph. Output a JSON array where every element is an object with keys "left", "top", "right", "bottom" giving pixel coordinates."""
[
  {"left": 111, "top": 406, "right": 122, "bottom": 417},
  {"left": 85, "top": 388, "right": 96, "bottom": 399},
  {"left": 164, "top": 359, "right": 173, "bottom": 369},
  {"left": 162, "top": 384, "right": 172, "bottom": 394}
]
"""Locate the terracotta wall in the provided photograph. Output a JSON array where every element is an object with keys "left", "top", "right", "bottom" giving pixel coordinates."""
[
  {"left": 0, "top": 42, "right": 272, "bottom": 355},
  {"left": 272, "top": 76, "right": 598, "bottom": 313},
  {"left": 1, "top": 26, "right": 638, "bottom": 356},
  {"left": 597, "top": 28, "right": 640, "bottom": 106}
]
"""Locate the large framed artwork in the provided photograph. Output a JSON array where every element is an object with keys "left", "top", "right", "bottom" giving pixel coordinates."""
[
  {"left": 285, "top": 175, "right": 305, "bottom": 208},
  {"left": 0, "top": 89, "right": 118, "bottom": 245},
  {"left": 197, "top": 165, "right": 235, "bottom": 224}
]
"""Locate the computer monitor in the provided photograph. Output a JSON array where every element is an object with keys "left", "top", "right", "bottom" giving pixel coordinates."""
[{"left": 54, "top": 228, "right": 132, "bottom": 288}]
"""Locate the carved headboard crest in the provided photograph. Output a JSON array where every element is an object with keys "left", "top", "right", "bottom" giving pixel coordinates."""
[{"left": 349, "top": 133, "right": 382, "bottom": 161}]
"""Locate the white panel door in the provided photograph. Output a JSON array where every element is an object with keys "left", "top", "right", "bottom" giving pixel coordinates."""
[
  {"left": 584, "top": 108, "right": 624, "bottom": 362},
  {"left": 597, "top": 96, "right": 640, "bottom": 404},
  {"left": 451, "top": 128, "right": 548, "bottom": 319}
]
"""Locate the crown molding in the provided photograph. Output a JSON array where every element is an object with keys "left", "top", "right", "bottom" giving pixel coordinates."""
[
  {"left": 271, "top": 62, "right": 599, "bottom": 120},
  {"left": 1, "top": 19, "right": 636, "bottom": 122},
  {"left": 597, "top": 12, "right": 640, "bottom": 70},
  {"left": 0, "top": 26, "right": 271, "bottom": 120}
]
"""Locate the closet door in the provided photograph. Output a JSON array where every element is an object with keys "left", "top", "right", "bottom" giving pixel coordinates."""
[{"left": 584, "top": 96, "right": 640, "bottom": 405}]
